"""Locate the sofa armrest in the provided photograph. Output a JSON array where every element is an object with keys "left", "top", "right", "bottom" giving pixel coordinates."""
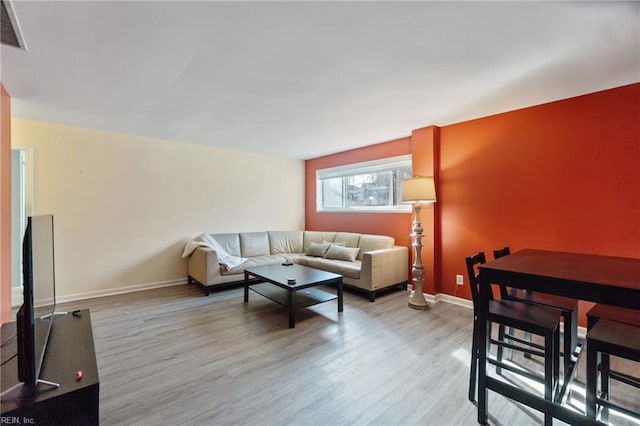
[
  {"left": 360, "top": 246, "right": 409, "bottom": 290},
  {"left": 187, "top": 247, "right": 222, "bottom": 286}
]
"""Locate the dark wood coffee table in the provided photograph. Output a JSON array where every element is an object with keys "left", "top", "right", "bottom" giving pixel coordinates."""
[{"left": 243, "top": 264, "right": 343, "bottom": 328}]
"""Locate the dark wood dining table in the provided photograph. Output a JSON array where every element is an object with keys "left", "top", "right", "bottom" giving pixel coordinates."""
[{"left": 477, "top": 249, "right": 640, "bottom": 425}]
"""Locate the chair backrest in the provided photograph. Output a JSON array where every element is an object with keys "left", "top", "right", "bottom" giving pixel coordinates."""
[
  {"left": 465, "top": 252, "right": 493, "bottom": 314},
  {"left": 492, "top": 246, "right": 511, "bottom": 299},
  {"left": 493, "top": 246, "right": 510, "bottom": 259}
]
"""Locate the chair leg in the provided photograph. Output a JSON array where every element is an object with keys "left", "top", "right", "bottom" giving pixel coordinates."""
[
  {"left": 544, "top": 330, "right": 554, "bottom": 402},
  {"left": 553, "top": 327, "right": 560, "bottom": 402},
  {"left": 469, "top": 320, "right": 478, "bottom": 401},
  {"left": 544, "top": 329, "right": 555, "bottom": 426},
  {"left": 568, "top": 308, "right": 578, "bottom": 353},
  {"left": 497, "top": 324, "right": 505, "bottom": 375},
  {"left": 561, "top": 309, "right": 578, "bottom": 385},
  {"left": 542, "top": 326, "right": 561, "bottom": 425},
  {"left": 586, "top": 342, "right": 598, "bottom": 419},
  {"left": 601, "top": 353, "right": 610, "bottom": 398},
  {"left": 601, "top": 353, "right": 611, "bottom": 423}
]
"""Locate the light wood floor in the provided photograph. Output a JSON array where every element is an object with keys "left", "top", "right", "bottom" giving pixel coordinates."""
[{"left": 55, "top": 284, "right": 639, "bottom": 426}]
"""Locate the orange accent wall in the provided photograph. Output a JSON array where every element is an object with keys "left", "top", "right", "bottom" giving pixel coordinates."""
[
  {"left": 306, "top": 83, "right": 639, "bottom": 326},
  {"left": 439, "top": 83, "right": 640, "bottom": 322},
  {"left": 1, "top": 83, "right": 11, "bottom": 324},
  {"left": 305, "top": 137, "right": 413, "bottom": 266}
]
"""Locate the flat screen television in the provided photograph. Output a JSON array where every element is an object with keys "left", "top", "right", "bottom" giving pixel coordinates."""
[{"left": 16, "top": 214, "right": 57, "bottom": 388}]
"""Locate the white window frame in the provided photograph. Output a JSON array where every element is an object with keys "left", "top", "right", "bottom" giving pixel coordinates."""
[{"left": 316, "top": 155, "right": 412, "bottom": 213}]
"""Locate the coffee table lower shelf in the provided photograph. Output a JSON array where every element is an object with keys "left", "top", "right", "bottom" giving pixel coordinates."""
[{"left": 250, "top": 283, "right": 337, "bottom": 308}]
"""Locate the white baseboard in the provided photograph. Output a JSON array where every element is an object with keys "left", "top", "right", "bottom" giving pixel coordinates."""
[
  {"left": 577, "top": 325, "right": 587, "bottom": 339},
  {"left": 55, "top": 278, "right": 188, "bottom": 305},
  {"left": 410, "top": 289, "right": 474, "bottom": 310},
  {"left": 433, "top": 292, "right": 474, "bottom": 309}
]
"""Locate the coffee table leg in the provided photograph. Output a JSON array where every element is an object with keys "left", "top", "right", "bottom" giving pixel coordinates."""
[
  {"left": 244, "top": 271, "right": 249, "bottom": 302},
  {"left": 338, "top": 278, "right": 343, "bottom": 312},
  {"left": 289, "top": 289, "right": 296, "bottom": 328}
]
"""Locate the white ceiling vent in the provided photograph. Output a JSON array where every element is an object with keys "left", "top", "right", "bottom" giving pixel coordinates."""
[{"left": 1, "top": 0, "right": 26, "bottom": 50}]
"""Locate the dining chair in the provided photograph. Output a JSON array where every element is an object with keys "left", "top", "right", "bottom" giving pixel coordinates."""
[
  {"left": 586, "top": 303, "right": 640, "bottom": 330},
  {"left": 586, "top": 319, "right": 640, "bottom": 421},
  {"left": 493, "top": 246, "right": 579, "bottom": 386},
  {"left": 585, "top": 303, "right": 640, "bottom": 422},
  {"left": 466, "top": 252, "right": 560, "bottom": 425}
]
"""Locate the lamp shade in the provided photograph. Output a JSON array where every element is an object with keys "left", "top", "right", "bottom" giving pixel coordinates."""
[{"left": 401, "top": 177, "right": 436, "bottom": 203}]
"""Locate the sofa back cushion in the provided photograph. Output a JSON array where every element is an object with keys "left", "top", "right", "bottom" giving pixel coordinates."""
[
  {"left": 357, "top": 234, "right": 395, "bottom": 260},
  {"left": 335, "top": 232, "right": 361, "bottom": 248},
  {"left": 303, "top": 231, "right": 338, "bottom": 250},
  {"left": 240, "top": 232, "right": 270, "bottom": 257},
  {"left": 268, "top": 231, "right": 304, "bottom": 254},
  {"left": 210, "top": 233, "right": 241, "bottom": 257}
]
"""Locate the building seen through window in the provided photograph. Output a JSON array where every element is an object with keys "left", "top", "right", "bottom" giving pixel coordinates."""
[{"left": 317, "top": 155, "right": 412, "bottom": 212}]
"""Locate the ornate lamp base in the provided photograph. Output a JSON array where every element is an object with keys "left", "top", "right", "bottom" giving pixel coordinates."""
[
  {"left": 408, "top": 202, "right": 431, "bottom": 311},
  {"left": 408, "top": 282, "right": 431, "bottom": 310}
]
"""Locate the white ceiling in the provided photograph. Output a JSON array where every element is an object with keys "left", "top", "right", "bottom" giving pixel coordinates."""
[{"left": 1, "top": 1, "right": 638, "bottom": 160}]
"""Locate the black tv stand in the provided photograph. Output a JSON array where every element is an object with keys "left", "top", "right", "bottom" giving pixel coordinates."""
[
  {"left": 1, "top": 309, "right": 99, "bottom": 425},
  {"left": 0, "top": 379, "right": 59, "bottom": 400}
]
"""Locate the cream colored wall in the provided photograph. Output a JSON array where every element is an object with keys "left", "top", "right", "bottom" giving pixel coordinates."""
[
  {"left": 1, "top": 84, "right": 11, "bottom": 323},
  {"left": 12, "top": 118, "right": 305, "bottom": 302}
]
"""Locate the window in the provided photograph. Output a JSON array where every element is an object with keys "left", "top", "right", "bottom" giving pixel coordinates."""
[{"left": 316, "top": 155, "right": 412, "bottom": 212}]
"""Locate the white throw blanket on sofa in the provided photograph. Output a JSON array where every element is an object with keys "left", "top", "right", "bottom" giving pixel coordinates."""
[{"left": 182, "top": 233, "right": 247, "bottom": 270}]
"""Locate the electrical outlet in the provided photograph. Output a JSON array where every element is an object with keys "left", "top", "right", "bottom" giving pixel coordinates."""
[{"left": 456, "top": 274, "right": 464, "bottom": 285}]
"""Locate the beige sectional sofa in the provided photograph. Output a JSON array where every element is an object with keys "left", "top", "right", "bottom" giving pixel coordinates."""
[{"left": 186, "top": 230, "right": 409, "bottom": 301}]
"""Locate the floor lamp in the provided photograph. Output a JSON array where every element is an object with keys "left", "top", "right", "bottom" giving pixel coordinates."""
[{"left": 401, "top": 177, "right": 436, "bottom": 310}]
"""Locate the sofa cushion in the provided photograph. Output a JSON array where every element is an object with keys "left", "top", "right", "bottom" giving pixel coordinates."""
[
  {"left": 324, "top": 245, "right": 360, "bottom": 262},
  {"left": 357, "top": 234, "right": 395, "bottom": 260},
  {"left": 335, "top": 232, "right": 361, "bottom": 248},
  {"left": 240, "top": 232, "right": 270, "bottom": 257},
  {"left": 268, "top": 231, "right": 304, "bottom": 254},
  {"left": 210, "top": 233, "right": 242, "bottom": 257},
  {"left": 306, "top": 242, "right": 330, "bottom": 257},
  {"left": 304, "top": 257, "right": 361, "bottom": 279},
  {"left": 303, "top": 231, "right": 338, "bottom": 250}
]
